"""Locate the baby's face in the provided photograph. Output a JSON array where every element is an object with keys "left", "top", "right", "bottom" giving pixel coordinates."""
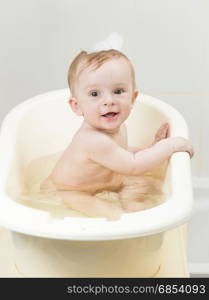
[{"left": 70, "top": 57, "right": 138, "bottom": 133}]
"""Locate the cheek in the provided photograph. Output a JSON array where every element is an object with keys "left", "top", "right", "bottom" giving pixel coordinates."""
[
  {"left": 120, "top": 98, "right": 132, "bottom": 110},
  {"left": 82, "top": 103, "right": 98, "bottom": 117},
  {"left": 120, "top": 102, "right": 133, "bottom": 118}
]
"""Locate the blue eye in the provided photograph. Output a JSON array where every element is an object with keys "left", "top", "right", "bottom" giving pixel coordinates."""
[{"left": 114, "top": 88, "right": 125, "bottom": 94}]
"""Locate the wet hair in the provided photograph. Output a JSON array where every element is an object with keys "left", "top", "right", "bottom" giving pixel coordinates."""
[{"left": 67, "top": 49, "right": 136, "bottom": 95}]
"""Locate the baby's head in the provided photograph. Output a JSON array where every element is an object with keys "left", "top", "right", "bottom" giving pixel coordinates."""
[{"left": 67, "top": 49, "right": 139, "bottom": 133}]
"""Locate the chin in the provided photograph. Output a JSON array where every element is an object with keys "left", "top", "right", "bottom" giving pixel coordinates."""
[{"left": 101, "top": 122, "right": 122, "bottom": 132}]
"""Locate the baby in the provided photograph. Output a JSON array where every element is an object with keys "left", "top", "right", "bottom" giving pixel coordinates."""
[{"left": 40, "top": 49, "right": 193, "bottom": 220}]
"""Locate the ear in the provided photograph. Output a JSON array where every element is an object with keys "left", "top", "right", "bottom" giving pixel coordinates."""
[
  {"left": 68, "top": 97, "right": 83, "bottom": 116},
  {"left": 132, "top": 89, "right": 139, "bottom": 105}
]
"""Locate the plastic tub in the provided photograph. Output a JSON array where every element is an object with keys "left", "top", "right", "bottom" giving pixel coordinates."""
[{"left": 0, "top": 89, "right": 193, "bottom": 277}]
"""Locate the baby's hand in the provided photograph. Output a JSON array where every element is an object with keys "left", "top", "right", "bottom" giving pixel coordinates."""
[
  {"left": 153, "top": 122, "right": 169, "bottom": 144},
  {"left": 171, "top": 137, "right": 194, "bottom": 158}
]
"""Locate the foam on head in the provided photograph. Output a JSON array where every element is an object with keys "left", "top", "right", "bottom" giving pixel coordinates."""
[{"left": 67, "top": 49, "right": 136, "bottom": 96}]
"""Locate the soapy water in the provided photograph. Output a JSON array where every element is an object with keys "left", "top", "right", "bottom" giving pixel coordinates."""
[{"left": 17, "top": 152, "right": 168, "bottom": 219}]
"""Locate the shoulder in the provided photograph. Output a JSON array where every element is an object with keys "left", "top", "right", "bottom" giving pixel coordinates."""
[
  {"left": 74, "top": 127, "right": 113, "bottom": 151},
  {"left": 87, "top": 129, "right": 113, "bottom": 150}
]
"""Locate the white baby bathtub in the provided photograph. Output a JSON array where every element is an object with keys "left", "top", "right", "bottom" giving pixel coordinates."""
[{"left": 0, "top": 89, "right": 193, "bottom": 277}]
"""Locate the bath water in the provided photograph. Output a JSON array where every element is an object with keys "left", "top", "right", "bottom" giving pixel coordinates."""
[{"left": 18, "top": 152, "right": 167, "bottom": 219}]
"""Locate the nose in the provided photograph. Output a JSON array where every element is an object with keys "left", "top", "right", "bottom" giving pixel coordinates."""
[{"left": 103, "top": 93, "right": 116, "bottom": 106}]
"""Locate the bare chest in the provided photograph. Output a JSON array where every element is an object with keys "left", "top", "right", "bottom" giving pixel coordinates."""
[{"left": 52, "top": 129, "right": 127, "bottom": 193}]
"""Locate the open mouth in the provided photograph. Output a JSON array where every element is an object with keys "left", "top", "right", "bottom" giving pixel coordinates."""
[{"left": 101, "top": 112, "right": 119, "bottom": 118}]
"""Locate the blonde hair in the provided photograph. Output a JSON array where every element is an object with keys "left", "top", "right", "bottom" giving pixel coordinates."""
[{"left": 67, "top": 49, "right": 136, "bottom": 95}]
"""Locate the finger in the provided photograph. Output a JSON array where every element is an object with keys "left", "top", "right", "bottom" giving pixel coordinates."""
[
  {"left": 187, "top": 149, "right": 194, "bottom": 158},
  {"left": 163, "top": 123, "right": 169, "bottom": 138},
  {"left": 155, "top": 123, "right": 168, "bottom": 139}
]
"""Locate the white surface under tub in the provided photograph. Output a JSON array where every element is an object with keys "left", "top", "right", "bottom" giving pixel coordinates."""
[{"left": 188, "top": 177, "right": 209, "bottom": 277}]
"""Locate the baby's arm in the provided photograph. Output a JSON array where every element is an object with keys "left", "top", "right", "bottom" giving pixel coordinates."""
[
  {"left": 87, "top": 133, "right": 193, "bottom": 176},
  {"left": 132, "top": 137, "right": 193, "bottom": 175}
]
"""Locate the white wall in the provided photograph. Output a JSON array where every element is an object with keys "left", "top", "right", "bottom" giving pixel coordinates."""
[{"left": 0, "top": 0, "right": 208, "bottom": 177}]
